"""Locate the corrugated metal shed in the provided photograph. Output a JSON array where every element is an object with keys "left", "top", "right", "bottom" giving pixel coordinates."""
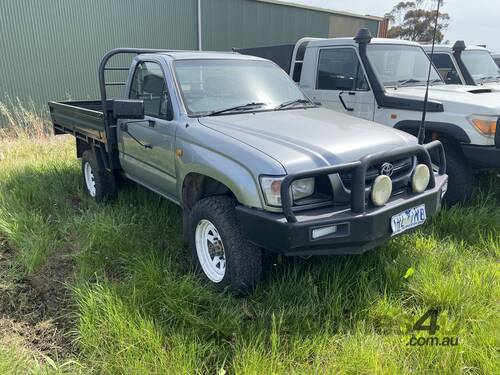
[
  {"left": 0, "top": 0, "right": 198, "bottom": 109},
  {"left": 0, "top": 0, "right": 382, "bottom": 113},
  {"left": 201, "top": 0, "right": 330, "bottom": 50}
]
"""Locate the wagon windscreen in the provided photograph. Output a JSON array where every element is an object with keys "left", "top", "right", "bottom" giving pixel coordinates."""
[
  {"left": 173, "top": 59, "right": 311, "bottom": 116},
  {"left": 461, "top": 50, "right": 500, "bottom": 84}
]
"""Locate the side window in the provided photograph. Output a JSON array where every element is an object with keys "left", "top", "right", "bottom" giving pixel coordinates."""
[
  {"left": 317, "top": 48, "right": 369, "bottom": 91},
  {"left": 431, "top": 54, "right": 462, "bottom": 84},
  {"left": 130, "top": 62, "right": 173, "bottom": 120}
]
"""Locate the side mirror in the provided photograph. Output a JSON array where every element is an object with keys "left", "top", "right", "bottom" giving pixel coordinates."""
[{"left": 112, "top": 99, "right": 144, "bottom": 119}]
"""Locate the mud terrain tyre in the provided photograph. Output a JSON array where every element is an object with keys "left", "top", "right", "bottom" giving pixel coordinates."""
[
  {"left": 188, "top": 196, "right": 262, "bottom": 294},
  {"left": 81, "top": 149, "right": 117, "bottom": 201},
  {"left": 442, "top": 143, "right": 473, "bottom": 205}
]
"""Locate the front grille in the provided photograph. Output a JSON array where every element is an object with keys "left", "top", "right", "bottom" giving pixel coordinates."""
[{"left": 339, "top": 156, "right": 414, "bottom": 191}]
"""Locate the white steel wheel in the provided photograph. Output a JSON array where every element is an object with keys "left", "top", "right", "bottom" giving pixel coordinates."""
[
  {"left": 195, "top": 219, "right": 226, "bottom": 283},
  {"left": 83, "top": 161, "right": 97, "bottom": 197}
]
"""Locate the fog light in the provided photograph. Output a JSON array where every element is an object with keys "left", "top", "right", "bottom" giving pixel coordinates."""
[
  {"left": 412, "top": 164, "right": 430, "bottom": 193},
  {"left": 371, "top": 175, "right": 392, "bottom": 206},
  {"left": 312, "top": 225, "right": 337, "bottom": 239}
]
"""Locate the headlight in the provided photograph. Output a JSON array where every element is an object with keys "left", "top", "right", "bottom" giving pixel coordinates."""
[
  {"left": 412, "top": 164, "right": 430, "bottom": 193},
  {"left": 469, "top": 115, "right": 497, "bottom": 137},
  {"left": 290, "top": 177, "right": 315, "bottom": 200},
  {"left": 260, "top": 176, "right": 315, "bottom": 207},
  {"left": 371, "top": 175, "right": 392, "bottom": 206}
]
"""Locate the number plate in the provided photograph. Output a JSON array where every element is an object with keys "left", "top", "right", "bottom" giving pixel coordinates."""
[{"left": 391, "top": 204, "right": 427, "bottom": 235}]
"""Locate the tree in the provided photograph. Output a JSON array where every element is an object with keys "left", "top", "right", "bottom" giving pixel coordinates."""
[{"left": 385, "top": 1, "right": 449, "bottom": 43}]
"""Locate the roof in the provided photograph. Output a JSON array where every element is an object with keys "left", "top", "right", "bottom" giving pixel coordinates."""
[
  {"left": 142, "top": 50, "right": 266, "bottom": 61},
  {"left": 307, "top": 37, "right": 421, "bottom": 48},
  {"left": 421, "top": 44, "right": 491, "bottom": 53},
  {"left": 255, "top": 0, "right": 383, "bottom": 21}
]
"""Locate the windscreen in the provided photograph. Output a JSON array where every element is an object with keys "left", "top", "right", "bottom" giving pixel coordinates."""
[
  {"left": 366, "top": 44, "right": 442, "bottom": 87},
  {"left": 461, "top": 50, "right": 500, "bottom": 83},
  {"left": 173, "top": 59, "right": 307, "bottom": 115}
]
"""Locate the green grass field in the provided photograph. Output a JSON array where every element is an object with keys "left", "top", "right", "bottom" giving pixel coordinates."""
[{"left": 0, "top": 132, "right": 499, "bottom": 374}]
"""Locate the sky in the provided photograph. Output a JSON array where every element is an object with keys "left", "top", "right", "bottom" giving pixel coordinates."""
[{"left": 288, "top": 0, "right": 500, "bottom": 52}]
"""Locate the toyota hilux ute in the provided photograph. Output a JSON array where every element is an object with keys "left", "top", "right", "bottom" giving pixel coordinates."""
[
  {"left": 238, "top": 29, "right": 500, "bottom": 205},
  {"left": 48, "top": 48, "right": 447, "bottom": 293},
  {"left": 422, "top": 42, "right": 500, "bottom": 88}
]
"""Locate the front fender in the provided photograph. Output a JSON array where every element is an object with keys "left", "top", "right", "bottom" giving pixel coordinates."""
[
  {"left": 177, "top": 141, "right": 265, "bottom": 209},
  {"left": 394, "top": 120, "right": 471, "bottom": 143}
]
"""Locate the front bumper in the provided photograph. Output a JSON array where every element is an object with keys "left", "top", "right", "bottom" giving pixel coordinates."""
[
  {"left": 461, "top": 144, "right": 500, "bottom": 169},
  {"left": 237, "top": 141, "right": 448, "bottom": 256},
  {"left": 237, "top": 175, "right": 447, "bottom": 256}
]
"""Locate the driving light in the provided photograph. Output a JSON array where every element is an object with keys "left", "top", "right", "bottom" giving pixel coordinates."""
[
  {"left": 260, "top": 177, "right": 315, "bottom": 207},
  {"left": 412, "top": 164, "right": 430, "bottom": 193},
  {"left": 312, "top": 225, "right": 337, "bottom": 239},
  {"left": 371, "top": 175, "right": 392, "bottom": 206},
  {"left": 469, "top": 116, "right": 497, "bottom": 136}
]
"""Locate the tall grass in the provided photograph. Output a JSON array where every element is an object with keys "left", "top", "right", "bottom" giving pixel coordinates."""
[
  {"left": 0, "top": 114, "right": 498, "bottom": 373},
  {"left": 0, "top": 97, "right": 52, "bottom": 139}
]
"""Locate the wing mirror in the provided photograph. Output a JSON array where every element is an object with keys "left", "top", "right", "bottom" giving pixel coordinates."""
[{"left": 112, "top": 99, "right": 144, "bottom": 119}]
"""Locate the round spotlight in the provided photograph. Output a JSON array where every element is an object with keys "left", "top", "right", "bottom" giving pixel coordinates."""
[
  {"left": 371, "top": 175, "right": 392, "bottom": 206},
  {"left": 412, "top": 164, "right": 430, "bottom": 193}
]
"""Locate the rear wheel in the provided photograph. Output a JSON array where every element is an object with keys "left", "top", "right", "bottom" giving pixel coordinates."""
[
  {"left": 442, "top": 143, "right": 473, "bottom": 205},
  {"left": 81, "top": 150, "right": 117, "bottom": 201},
  {"left": 188, "top": 196, "right": 262, "bottom": 294}
]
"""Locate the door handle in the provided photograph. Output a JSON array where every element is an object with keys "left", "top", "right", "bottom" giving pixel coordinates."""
[
  {"left": 119, "top": 122, "right": 153, "bottom": 149},
  {"left": 339, "top": 91, "right": 354, "bottom": 112},
  {"left": 148, "top": 120, "right": 156, "bottom": 127}
]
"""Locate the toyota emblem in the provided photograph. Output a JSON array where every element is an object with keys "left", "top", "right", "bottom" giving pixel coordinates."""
[{"left": 380, "top": 162, "right": 394, "bottom": 177}]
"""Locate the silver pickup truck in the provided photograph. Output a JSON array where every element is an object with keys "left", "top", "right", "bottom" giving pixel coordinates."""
[{"left": 48, "top": 49, "right": 447, "bottom": 293}]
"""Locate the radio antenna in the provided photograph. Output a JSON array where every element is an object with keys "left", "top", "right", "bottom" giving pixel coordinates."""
[{"left": 418, "top": 0, "right": 442, "bottom": 144}]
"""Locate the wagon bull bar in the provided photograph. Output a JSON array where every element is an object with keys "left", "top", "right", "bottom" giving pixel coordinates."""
[{"left": 280, "top": 140, "right": 446, "bottom": 223}]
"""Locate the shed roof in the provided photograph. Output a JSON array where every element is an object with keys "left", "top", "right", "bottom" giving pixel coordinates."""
[{"left": 256, "top": 0, "right": 384, "bottom": 21}]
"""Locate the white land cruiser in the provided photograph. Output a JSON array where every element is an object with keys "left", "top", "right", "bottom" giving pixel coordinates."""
[
  {"left": 422, "top": 42, "right": 500, "bottom": 88},
  {"left": 238, "top": 29, "right": 500, "bottom": 205}
]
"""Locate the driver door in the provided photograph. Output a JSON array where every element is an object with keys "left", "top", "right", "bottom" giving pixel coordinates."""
[
  {"left": 119, "top": 61, "right": 177, "bottom": 197},
  {"left": 312, "top": 47, "right": 375, "bottom": 121}
]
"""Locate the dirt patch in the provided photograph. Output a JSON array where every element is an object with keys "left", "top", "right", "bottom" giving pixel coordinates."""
[
  {"left": 0, "top": 238, "right": 76, "bottom": 360},
  {"left": 66, "top": 194, "right": 83, "bottom": 213}
]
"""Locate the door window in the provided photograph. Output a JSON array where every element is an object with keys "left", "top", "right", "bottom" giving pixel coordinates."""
[
  {"left": 317, "top": 48, "right": 369, "bottom": 91},
  {"left": 431, "top": 53, "right": 462, "bottom": 84},
  {"left": 130, "top": 62, "right": 173, "bottom": 120}
]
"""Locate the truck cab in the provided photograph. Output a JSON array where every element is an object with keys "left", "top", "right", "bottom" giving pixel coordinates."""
[
  {"left": 422, "top": 42, "right": 500, "bottom": 88},
  {"left": 238, "top": 29, "right": 500, "bottom": 205}
]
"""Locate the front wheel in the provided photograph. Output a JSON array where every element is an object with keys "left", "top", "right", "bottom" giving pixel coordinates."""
[
  {"left": 188, "top": 196, "right": 262, "bottom": 294},
  {"left": 442, "top": 143, "right": 474, "bottom": 205}
]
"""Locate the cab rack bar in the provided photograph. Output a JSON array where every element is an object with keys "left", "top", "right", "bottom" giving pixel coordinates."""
[{"left": 97, "top": 48, "right": 176, "bottom": 153}]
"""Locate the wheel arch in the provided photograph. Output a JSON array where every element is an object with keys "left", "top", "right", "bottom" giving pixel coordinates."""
[
  {"left": 180, "top": 170, "right": 262, "bottom": 211},
  {"left": 76, "top": 138, "right": 91, "bottom": 158},
  {"left": 394, "top": 120, "right": 471, "bottom": 144},
  {"left": 182, "top": 173, "right": 233, "bottom": 211},
  {"left": 77, "top": 139, "right": 111, "bottom": 170}
]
